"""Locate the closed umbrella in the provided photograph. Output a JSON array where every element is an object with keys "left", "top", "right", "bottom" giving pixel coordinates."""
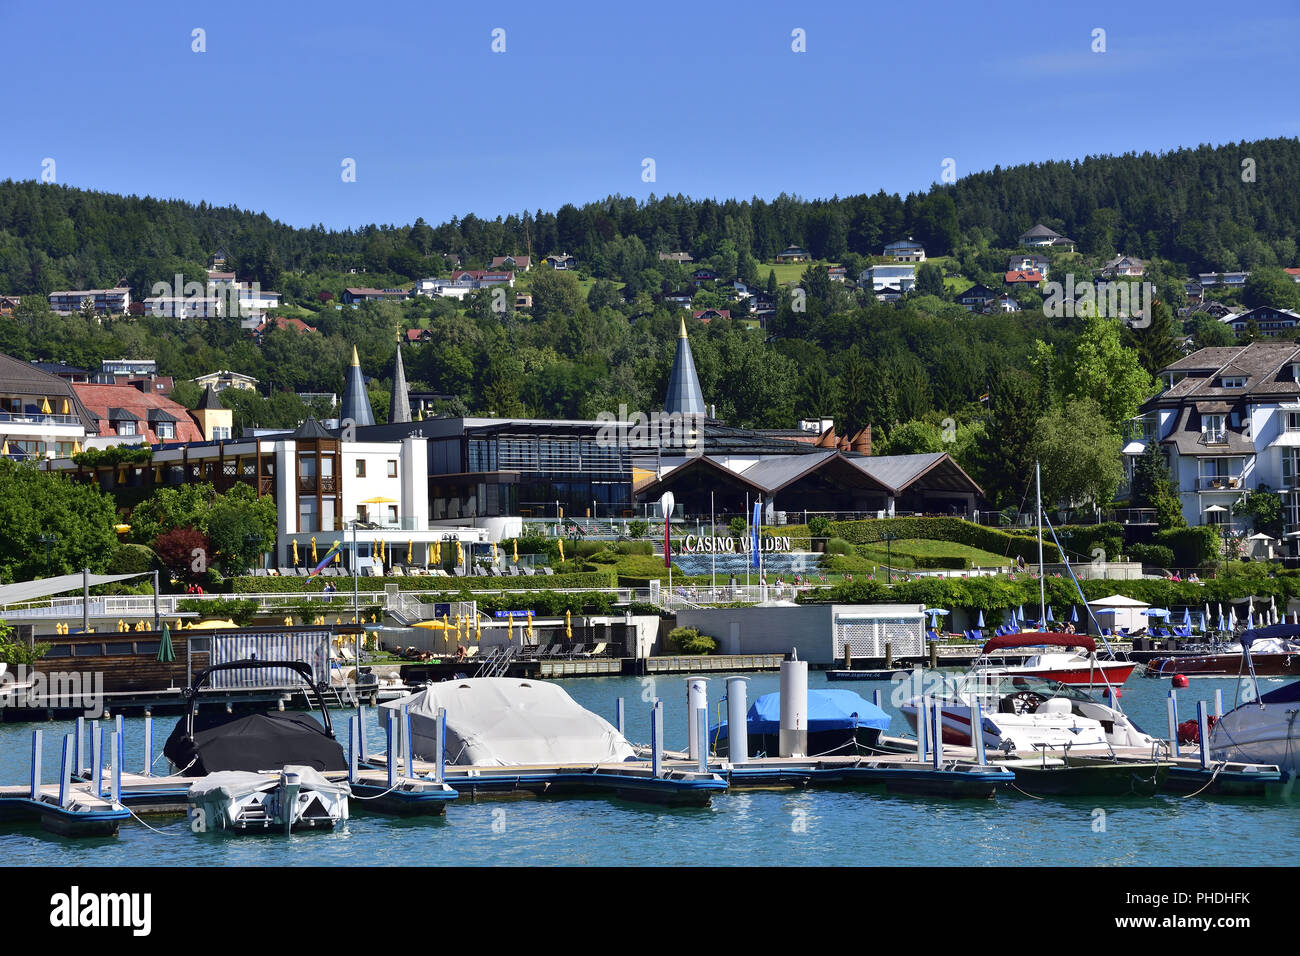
[
  {"left": 475, "top": 614, "right": 481, "bottom": 641},
  {"left": 1198, "top": 612, "right": 1207, "bottom": 633},
  {"left": 1181, "top": 607, "right": 1191, "bottom": 628},
  {"left": 976, "top": 609, "right": 985, "bottom": 628},
  {"left": 407, "top": 539, "right": 413, "bottom": 564},
  {"left": 40, "top": 397, "right": 51, "bottom": 414},
  {"left": 512, "top": 539, "right": 519, "bottom": 564},
  {"left": 558, "top": 538, "right": 565, "bottom": 563},
  {"left": 433, "top": 541, "right": 441, "bottom": 564},
  {"left": 442, "top": 613, "right": 450, "bottom": 642},
  {"left": 1046, "top": 606, "right": 1054, "bottom": 623},
  {"left": 311, "top": 536, "right": 318, "bottom": 563},
  {"left": 492, "top": 542, "right": 498, "bottom": 564},
  {"left": 526, "top": 609, "right": 534, "bottom": 641},
  {"left": 507, "top": 612, "right": 513, "bottom": 641},
  {"left": 456, "top": 540, "right": 465, "bottom": 569},
  {"left": 1070, "top": 605, "right": 1079, "bottom": 623},
  {"left": 1017, "top": 605, "right": 1025, "bottom": 623},
  {"left": 565, "top": 608, "right": 572, "bottom": 639},
  {"left": 292, "top": 539, "right": 299, "bottom": 566},
  {"left": 156, "top": 623, "right": 175, "bottom": 662}
]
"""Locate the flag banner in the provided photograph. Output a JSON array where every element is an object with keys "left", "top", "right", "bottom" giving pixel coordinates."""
[
  {"left": 751, "top": 499, "right": 762, "bottom": 569},
  {"left": 307, "top": 541, "right": 343, "bottom": 578}
]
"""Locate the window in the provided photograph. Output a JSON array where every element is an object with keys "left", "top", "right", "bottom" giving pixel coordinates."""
[
  {"left": 355, "top": 460, "right": 366, "bottom": 477},
  {"left": 1203, "top": 414, "right": 1227, "bottom": 443},
  {"left": 1286, "top": 412, "right": 1300, "bottom": 433},
  {"left": 387, "top": 459, "right": 397, "bottom": 478},
  {"left": 299, "top": 456, "right": 317, "bottom": 478},
  {"left": 213, "top": 426, "right": 231, "bottom": 440},
  {"left": 387, "top": 505, "right": 398, "bottom": 523},
  {"left": 1220, "top": 376, "right": 1246, "bottom": 388},
  {"left": 117, "top": 421, "right": 136, "bottom": 436},
  {"left": 156, "top": 421, "right": 175, "bottom": 440}
]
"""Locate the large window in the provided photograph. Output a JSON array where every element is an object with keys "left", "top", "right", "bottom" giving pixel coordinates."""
[
  {"left": 1202, "top": 414, "right": 1227, "bottom": 444},
  {"left": 355, "top": 460, "right": 366, "bottom": 477},
  {"left": 387, "top": 459, "right": 397, "bottom": 478}
]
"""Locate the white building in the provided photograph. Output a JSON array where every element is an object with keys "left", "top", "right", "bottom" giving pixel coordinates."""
[{"left": 860, "top": 264, "right": 916, "bottom": 293}]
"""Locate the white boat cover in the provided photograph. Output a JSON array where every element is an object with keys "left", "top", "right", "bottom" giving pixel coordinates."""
[
  {"left": 187, "top": 765, "right": 349, "bottom": 801},
  {"left": 1207, "top": 638, "right": 1300, "bottom": 655},
  {"left": 380, "top": 677, "right": 636, "bottom": 766}
]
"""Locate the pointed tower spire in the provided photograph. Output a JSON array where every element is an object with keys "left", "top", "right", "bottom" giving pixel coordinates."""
[
  {"left": 341, "top": 345, "right": 375, "bottom": 427},
  {"left": 389, "top": 343, "right": 411, "bottom": 424},
  {"left": 664, "top": 316, "right": 706, "bottom": 416}
]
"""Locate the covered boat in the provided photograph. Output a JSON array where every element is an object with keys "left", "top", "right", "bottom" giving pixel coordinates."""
[
  {"left": 188, "top": 765, "right": 349, "bottom": 833},
  {"left": 164, "top": 660, "right": 349, "bottom": 775},
  {"left": 709, "top": 689, "right": 891, "bottom": 759},
  {"left": 1208, "top": 625, "right": 1300, "bottom": 774},
  {"left": 1145, "top": 633, "right": 1300, "bottom": 678},
  {"left": 379, "top": 677, "right": 636, "bottom": 766}
]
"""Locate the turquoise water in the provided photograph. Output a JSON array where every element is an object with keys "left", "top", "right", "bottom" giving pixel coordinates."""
[{"left": 1, "top": 672, "right": 1296, "bottom": 866}]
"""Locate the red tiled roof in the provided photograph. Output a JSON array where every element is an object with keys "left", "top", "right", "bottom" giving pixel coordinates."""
[
  {"left": 1005, "top": 270, "right": 1043, "bottom": 283},
  {"left": 71, "top": 384, "right": 203, "bottom": 444},
  {"left": 256, "top": 316, "right": 316, "bottom": 335}
]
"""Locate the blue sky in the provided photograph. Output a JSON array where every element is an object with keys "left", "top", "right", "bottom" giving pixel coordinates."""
[{"left": 3, "top": 0, "right": 1298, "bottom": 230}]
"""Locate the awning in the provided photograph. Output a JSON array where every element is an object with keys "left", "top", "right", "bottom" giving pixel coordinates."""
[{"left": 0, "top": 571, "right": 150, "bottom": 607}]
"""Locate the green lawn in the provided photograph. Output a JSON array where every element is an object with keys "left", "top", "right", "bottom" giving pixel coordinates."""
[{"left": 756, "top": 260, "right": 840, "bottom": 286}]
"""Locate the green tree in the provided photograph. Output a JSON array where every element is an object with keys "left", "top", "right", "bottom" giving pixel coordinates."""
[
  {"left": 1030, "top": 398, "right": 1124, "bottom": 509},
  {"left": 0, "top": 459, "right": 118, "bottom": 583},
  {"left": 915, "top": 262, "right": 945, "bottom": 298},
  {"left": 975, "top": 369, "right": 1040, "bottom": 507},
  {"left": 1062, "top": 315, "right": 1157, "bottom": 430},
  {"left": 1123, "top": 299, "right": 1183, "bottom": 375},
  {"left": 1232, "top": 484, "right": 1284, "bottom": 538},
  {"left": 1243, "top": 266, "right": 1300, "bottom": 311}
]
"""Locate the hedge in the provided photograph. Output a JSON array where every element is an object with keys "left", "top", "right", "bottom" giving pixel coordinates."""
[
  {"left": 410, "top": 590, "right": 622, "bottom": 615},
  {"left": 827, "top": 517, "right": 1061, "bottom": 563},
  {"left": 1127, "top": 543, "right": 1175, "bottom": 568},
  {"left": 230, "top": 570, "right": 617, "bottom": 593},
  {"left": 1154, "top": 526, "right": 1221, "bottom": 568},
  {"left": 801, "top": 569, "right": 1300, "bottom": 611}
]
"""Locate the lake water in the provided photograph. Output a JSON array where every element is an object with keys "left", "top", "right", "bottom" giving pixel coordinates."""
[{"left": 1, "top": 671, "right": 1296, "bottom": 866}]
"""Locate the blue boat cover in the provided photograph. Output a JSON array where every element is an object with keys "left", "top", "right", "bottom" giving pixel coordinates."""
[
  {"left": 712, "top": 689, "right": 890, "bottom": 738},
  {"left": 1239, "top": 623, "right": 1300, "bottom": 647},
  {"left": 1260, "top": 679, "right": 1300, "bottom": 704}
]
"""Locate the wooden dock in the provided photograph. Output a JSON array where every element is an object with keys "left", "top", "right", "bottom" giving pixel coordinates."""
[
  {"left": 0, "top": 783, "right": 130, "bottom": 837},
  {"left": 646, "top": 654, "right": 784, "bottom": 674}
]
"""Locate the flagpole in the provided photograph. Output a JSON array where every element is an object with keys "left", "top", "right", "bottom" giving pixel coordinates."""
[
  {"left": 710, "top": 491, "right": 716, "bottom": 599},
  {"left": 745, "top": 492, "right": 750, "bottom": 590}
]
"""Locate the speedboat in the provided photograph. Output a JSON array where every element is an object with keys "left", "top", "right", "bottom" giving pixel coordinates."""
[
  {"left": 900, "top": 666, "right": 1157, "bottom": 755},
  {"left": 1145, "top": 634, "right": 1300, "bottom": 678},
  {"left": 980, "top": 633, "right": 1137, "bottom": 687},
  {"left": 1208, "top": 625, "right": 1300, "bottom": 775},
  {"left": 709, "top": 688, "right": 891, "bottom": 758},
  {"left": 163, "top": 659, "right": 351, "bottom": 832}
]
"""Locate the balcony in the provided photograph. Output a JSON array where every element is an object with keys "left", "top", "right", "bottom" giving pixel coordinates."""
[
  {"left": 1198, "top": 475, "right": 1241, "bottom": 491},
  {"left": 1201, "top": 430, "right": 1229, "bottom": 446}
]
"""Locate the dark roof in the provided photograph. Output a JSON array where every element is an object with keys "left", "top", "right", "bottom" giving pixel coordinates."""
[
  {"left": 1151, "top": 342, "right": 1300, "bottom": 404},
  {"left": 199, "top": 384, "right": 223, "bottom": 410},
  {"left": 107, "top": 407, "right": 140, "bottom": 421},
  {"left": 1020, "top": 224, "right": 1061, "bottom": 239},
  {"left": 664, "top": 320, "right": 706, "bottom": 417},
  {"left": 147, "top": 407, "right": 178, "bottom": 423},
  {"left": 292, "top": 417, "right": 335, "bottom": 440}
]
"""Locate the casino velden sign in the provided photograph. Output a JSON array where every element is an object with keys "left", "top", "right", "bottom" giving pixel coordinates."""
[{"left": 680, "top": 534, "right": 794, "bottom": 554}]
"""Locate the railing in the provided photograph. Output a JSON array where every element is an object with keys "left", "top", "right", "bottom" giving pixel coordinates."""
[
  {"left": 1198, "top": 476, "right": 1242, "bottom": 490},
  {"left": 0, "top": 412, "right": 83, "bottom": 427}
]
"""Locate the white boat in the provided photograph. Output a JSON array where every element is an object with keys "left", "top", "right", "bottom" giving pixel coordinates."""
[
  {"left": 187, "top": 766, "right": 350, "bottom": 833},
  {"left": 1209, "top": 625, "right": 1300, "bottom": 775},
  {"left": 380, "top": 676, "right": 636, "bottom": 766},
  {"left": 979, "top": 633, "right": 1137, "bottom": 687},
  {"left": 900, "top": 667, "right": 1157, "bottom": 755}
]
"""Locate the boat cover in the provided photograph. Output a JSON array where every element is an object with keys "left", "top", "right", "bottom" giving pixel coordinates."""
[
  {"left": 1261, "top": 680, "right": 1300, "bottom": 704},
  {"left": 380, "top": 677, "right": 636, "bottom": 766},
  {"left": 735, "top": 689, "right": 890, "bottom": 736},
  {"left": 982, "top": 632, "right": 1096, "bottom": 655},
  {"left": 163, "top": 712, "right": 348, "bottom": 776},
  {"left": 1239, "top": 623, "right": 1300, "bottom": 647}
]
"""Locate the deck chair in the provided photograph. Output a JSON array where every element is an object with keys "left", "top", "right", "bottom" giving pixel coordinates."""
[
  {"left": 524, "top": 567, "right": 536, "bottom": 576},
  {"left": 390, "top": 566, "right": 405, "bottom": 577},
  {"left": 971, "top": 629, "right": 983, "bottom": 643},
  {"left": 542, "top": 566, "right": 555, "bottom": 576},
  {"left": 463, "top": 646, "right": 479, "bottom": 660},
  {"left": 546, "top": 644, "right": 567, "bottom": 659},
  {"left": 588, "top": 642, "right": 607, "bottom": 657},
  {"left": 567, "top": 643, "right": 587, "bottom": 659}
]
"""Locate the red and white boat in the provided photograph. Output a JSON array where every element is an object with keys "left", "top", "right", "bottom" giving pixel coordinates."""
[{"left": 978, "top": 633, "right": 1137, "bottom": 687}]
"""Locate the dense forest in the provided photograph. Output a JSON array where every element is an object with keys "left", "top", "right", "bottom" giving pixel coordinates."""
[{"left": 2, "top": 137, "right": 1299, "bottom": 511}]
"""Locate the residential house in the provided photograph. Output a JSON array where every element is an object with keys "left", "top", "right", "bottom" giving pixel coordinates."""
[
  {"left": 658, "top": 251, "right": 694, "bottom": 265},
  {"left": 1190, "top": 300, "right": 1238, "bottom": 320},
  {"left": 775, "top": 247, "right": 811, "bottom": 263},
  {"left": 1219, "top": 306, "right": 1300, "bottom": 336},
  {"left": 1004, "top": 270, "right": 1043, "bottom": 286},
  {"left": 0, "top": 295, "right": 22, "bottom": 317},
  {"left": 884, "top": 238, "right": 926, "bottom": 263},
  {"left": 207, "top": 248, "right": 228, "bottom": 270},
  {"left": 1198, "top": 272, "right": 1250, "bottom": 289},
  {"left": 1008, "top": 254, "right": 1050, "bottom": 279},
  {"left": 663, "top": 290, "right": 695, "bottom": 309},
  {"left": 0, "top": 351, "right": 99, "bottom": 460},
  {"left": 990, "top": 293, "right": 1022, "bottom": 313},
  {"left": 254, "top": 315, "right": 317, "bottom": 339},
  {"left": 191, "top": 370, "right": 260, "bottom": 394},
  {"left": 958, "top": 284, "right": 996, "bottom": 312},
  {"left": 860, "top": 264, "right": 916, "bottom": 293},
  {"left": 48, "top": 288, "right": 131, "bottom": 315},
  {"left": 450, "top": 270, "right": 515, "bottom": 288},
  {"left": 1285, "top": 268, "right": 1300, "bottom": 283},
  {"left": 1100, "top": 254, "right": 1146, "bottom": 278},
  {"left": 342, "top": 288, "right": 411, "bottom": 304},
  {"left": 142, "top": 295, "right": 224, "bottom": 319},
  {"left": 691, "top": 269, "right": 718, "bottom": 284},
  {"left": 827, "top": 265, "right": 847, "bottom": 282},
  {"left": 406, "top": 328, "right": 433, "bottom": 343},
  {"left": 72, "top": 383, "right": 205, "bottom": 445},
  {"left": 1185, "top": 281, "right": 1204, "bottom": 305},
  {"left": 515, "top": 293, "right": 533, "bottom": 310},
  {"left": 692, "top": 309, "right": 730, "bottom": 323},
  {"left": 546, "top": 253, "right": 577, "bottom": 270},
  {"left": 1131, "top": 342, "right": 1300, "bottom": 538},
  {"left": 1018, "top": 224, "right": 1076, "bottom": 251},
  {"left": 490, "top": 256, "right": 531, "bottom": 271}
]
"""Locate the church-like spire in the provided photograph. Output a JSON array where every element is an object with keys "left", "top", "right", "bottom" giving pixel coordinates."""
[
  {"left": 664, "top": 316, "right": 706, "bottom": 416},
  {"left": 389, "top": 343, "right": 411, "bottom": 424},
  {"left": 341, "top": 345, "right": 375, "bottom": 427}
]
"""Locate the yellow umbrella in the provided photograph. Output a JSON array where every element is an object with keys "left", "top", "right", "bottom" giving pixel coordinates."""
[
  {"left": 491, "top": 542, "right": 498, "bottom": 564},
  {"left": 72, "top": 440, "right": 81, "bottom": 454},
  {"left": 1, "top": 440, "right": 8, "bottom": 456},
  {"left": 311, "top": 536, "right": 318, "bottom": 563},
  {"left": 558, "top": 538, "right": 565, "bottom": 563},
  {"left": 334, "top": 547, "right": 341, "bottom": 564},
  {"left": 507, "top": 613, "right": 513, "bottom": 641},
  {"left": 526, "top": 609, "right": 534, "bottom": 641},
  {"left": 456, "top": 540, "right": 464, "bottom": 568},
  {"left": 455, "top": 613, "right": 463, "bottom": 640},
  {"left": 40, "top": 397, "right": 51, "bottom": 414},
  {"left": 512, "top": 539, "right": 519, "bottom": 564},
  {"left": 443, "top": 613, "right": 450, "bottom": 643},
  {"left": 475, "top": 614, "right": 482, "bottom": 641},
  {"left": 292, "top": 539, "right": 299, "bottom": 565},
  {"left": 566, "top": 608, "right": 572, "bottom": 639},
  {"left": 61, "top": 398, "right": 69, "bottom": 414},
  {"left": 407, "top": 539, "right": 413, "bottom": 564}
]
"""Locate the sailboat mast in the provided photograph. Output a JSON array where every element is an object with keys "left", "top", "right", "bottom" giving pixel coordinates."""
[{"left": 1036, "top": 460, "right": 1046, "bottom": 628}]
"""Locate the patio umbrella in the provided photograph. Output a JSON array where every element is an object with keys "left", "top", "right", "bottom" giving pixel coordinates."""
[
  {"left": 1046, "top": 606, "right": 1054, "bottom": 623},
  {"left": 1198, "top": 613, "right": 1207, "bottom": 633},
  {"left": 311, "top": 536, "right": 318, "bottom": 563},
  {"left": 559, "top": 538, "right": 565, "bottom": 563},
  {"left": 492, "top": 542, "right": 498, "bottom": 564},
  {"left": 976, "top": 609, "right": 985, "bottom": 628},
  {"left": 507, "top": 613, "right": 513, "bottom": 641},
  {"left": 407, "top": 539, "right": 413, "bottom": 564},
  {"left": 456, "top": 540, "right": 465, "bottom": 568},
  {"left": 1181, "top": 607, "right": 1191, "bottom": 628},
  {"left": 526, "top": 609, "right": 534, "bottom": 641},
  {"left": 566, "top": 608, "right": 572, "bottom": 639},
  {"left": 1017, "top": 605, "right": 1025, "bottom": 622},
  {"left": 156, "top": 623, "right": 175, "bottom": 662},
  {"left": 512, "top": 539, "right": 519, "bottom": 564},
  {"left": 442, "top": 613, "right": 450, "bottom": 642},
  {"left": 926, "top": 608, "right": 949, "bottom": 628},
  {"left": 292, "top": 539, "right": 299, "bottom": 566},
  {"left": 475, "top": 615, "right": 482, "bottom": 641},
  {"left": 40, "top": 397, "right": 51, "bottom": 414},
  {"left": 1070, "top": 606, "right": 1078, "bottom": 623},
  {"left": 433, "top": 541, "right": 441, "bottom": 564}
]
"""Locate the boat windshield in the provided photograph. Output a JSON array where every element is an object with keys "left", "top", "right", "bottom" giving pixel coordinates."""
[{"left": 959, "top": 669, "right": 1098, "bottom": 705}]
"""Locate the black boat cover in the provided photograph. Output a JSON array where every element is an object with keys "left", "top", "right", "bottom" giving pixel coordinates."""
[{"left": 163, "top": 711, "right": 347, "bottom": 776}]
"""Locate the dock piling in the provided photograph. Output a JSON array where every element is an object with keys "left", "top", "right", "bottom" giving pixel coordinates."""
[
  {"left": 111, "top": 731, "right": 121, "bottom": 804},
  {"left": 74, "top": 716, "right": 84, "bottom": 783},
  {"left": 615, "top": 697, "right": 625, "bottom": 736},
  {"left": 843, "top": 642, "right": 851, "bottom": 670},
  {"left": 385, "top": 710, "right": 397, "bottom": 789},
  {"left": 280, "top": 770, "right": 299, "bottom": 835},
  {"left": 972, "top": 698, "right": 987, "bottom": 765},
  {"left": 1197, "top": 701, "right": 1210, "bottom": 770},
  {"left": 91, "top": 721, "right": 102, "bottom": 797},
  {"left": 650, "top": 700, "right": 663, "bottom": 778},
  {"left": 29, "top": 730, "right": 42, "bottom": 801},
  {"left": 872, "top": 689, "right": 882, "bottom": 709},
  {"left": 348, "top": 715, "right": 360, "bottom": 783},
  {"left": 687, "top": 679, "right": 707, "bottom": 761},
  {"left": 1166, "top": 691, "right": 1179, "bottom": 758},
  {"left": 695, "top": 707, "right": 709, "bottom": 773},
  {"left": 1214, "top": 688, "right": 1223, "bottom": 718},
  {"left": 930, "top": 698, "right": 943, "bottom": 769},
  {"left": 402, "top": 705, "right": 414, "bottom": 779},
  {"left": 356, "top": 704, "right": 368, "bottom": 762},
  {"left": 435, "top": 707, "right": 446, "bottom": 785},
  {"left": 58, "top": 734, "right": 72, "bottom": 808},
  {"left": 929, "top": 641, "right": 938, "bottom": 669},
  {"left": 916, "top": 699, "right": 928, "bottom": 763},
  {"left": 778, "top": 657, "right": 808, "bottom": 758},
  {"left": 143, "top": 715, "right": 153, "bottom": 777},
  {"left": 884, "top": 641, "right": 892, "bottom": 668},
  {"left": 726, "top": 676, "right": 748, "bottom": 764}
]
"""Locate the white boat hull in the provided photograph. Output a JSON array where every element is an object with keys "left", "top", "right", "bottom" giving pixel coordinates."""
[{"left": 1209, "top": 704, "right": 1300, "bottom": 775}]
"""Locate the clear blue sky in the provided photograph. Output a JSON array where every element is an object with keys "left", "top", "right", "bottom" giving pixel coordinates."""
[{"left": 3, "top": 0, "right": 1298, "bottom": 231}]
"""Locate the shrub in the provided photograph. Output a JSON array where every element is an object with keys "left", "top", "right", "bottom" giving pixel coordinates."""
[
  {"left": 1127, "top": 543, "right": 1175, "bottom": 568},
  {"left": 668, "top": 626, "right": 716, "bottom": 655},
  {"left": 827, "top": 517, "right": 1060, "bottom": 563},
  {"left": 1154, "top": 526, "right": 1221, "bottom": 568},
  {"left": 106, "top": 543, "right": 158, "bottom": 575},
  {"left": 177, "top": 597, "right": 260, "bottom": 626},
  {"left": 825, "top": 537, "right": 853, "bottom": 555},
  {"left": 615, "top": 540, "right": 654, "bottom": 556},
  {"left": 627, "top": 520, "right": 649, "bottom": 538},
  {"left": 808, "top": 516, "right": 832, "bottom": 539}
]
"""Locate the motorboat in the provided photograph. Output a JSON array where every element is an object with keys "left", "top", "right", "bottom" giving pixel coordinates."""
[
  {"left": 900, "top": 666, "right": 1157, "bottom": 755},
  {"left": 1208, "top": 625, "right": 1300, "bottom": 775},
  {"left": 163, "top": 659, "right": 351, "bottom": 832},
  {"left": 709, "top": 688, "right": 891, "bottom": 758},
  {"left": 979, "top": 633, "right": 1137, "bottom": 687},
  {"left": 1145, "top": 634, "right": 1300, "bottom": 678},
  {"left": 379, "top": 676, "right": 636, "bottom": 766}
]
